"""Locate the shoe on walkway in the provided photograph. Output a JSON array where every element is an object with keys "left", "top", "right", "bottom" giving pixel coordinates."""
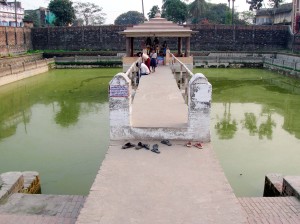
[
  {"left": 185, "top": 141, "right": 192, "bottom": 147},
  {"left": 135, "top": 142, "right": 150, "bottom": 150},
  {"left": 194, "top": 142, "right": 203, "bottom": 149},
  {"left": 151, "top": 144, "right": 160, "bottom": 154},
  {"left": 122, "top": 142, "right": 135, "bottom": 149},
  {"left": 161, "top": 139, "right": 172, "bottom": 146}
]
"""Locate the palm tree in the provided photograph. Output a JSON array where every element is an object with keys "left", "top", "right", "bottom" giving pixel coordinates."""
[{"left": 188, "top": 0, "right": 207, "bottom": 24}]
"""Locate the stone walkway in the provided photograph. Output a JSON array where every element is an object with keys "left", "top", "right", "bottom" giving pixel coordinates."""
[
  {"left": 239, "top": 197, "right": 300, "bottom": 223},
  {"left": 76, "top": 141, "right": 247, "bottom": 224},
  {"left": 132, "top": 66, "right": 188, "bottom": 128},
  {"left": 0, "top": 193, "right": 85, "bottom": 224}
]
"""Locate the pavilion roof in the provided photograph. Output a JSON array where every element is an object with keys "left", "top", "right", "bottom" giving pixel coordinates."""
[{"left": 120, "top": 13, "right": 195, "bottom": 37}]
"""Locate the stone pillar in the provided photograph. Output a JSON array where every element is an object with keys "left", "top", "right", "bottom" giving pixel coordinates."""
[
  {"left": 177, "top": 37, "right": 182, "bottom": 56},
  {"left": 126, "top": 37, "right": 131, "bottom": 57},
  {"left": 188, "top": 73, "right": 212, "bottom": 142},
  {"left": 109, "top": 73, "right": 132, "bottom": 140},
  {"left": 185, "top": 37, "right": 190, "bottom": 57},
  {"left": 130, "top": 37, "right": 134, "bottom": 57}
]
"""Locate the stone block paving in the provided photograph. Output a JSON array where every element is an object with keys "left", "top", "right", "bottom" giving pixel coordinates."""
[
  {"left": 0, "top": 193, "right": 86, "bottom": 224},
  {"left": 238, "top": 197, "right": 300, "bottom": 224}
]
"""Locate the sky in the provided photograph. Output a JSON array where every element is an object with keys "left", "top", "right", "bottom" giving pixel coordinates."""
[{"left": 20, "top": 0, "right": 291, "bottom": 24}]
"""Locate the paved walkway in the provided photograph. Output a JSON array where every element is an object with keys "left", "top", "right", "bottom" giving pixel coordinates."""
[
  {"left": 132, "top": 66, "right": 188, "bottom": 128},
  {"left": 0, "top": 193, "right": 85, "bottom": 224},
  {"left": 239, "top": 197, "right": 300, "bottom": 224},
  {"left": 76, "top": 141, "right": 247, "bottom": 224}
]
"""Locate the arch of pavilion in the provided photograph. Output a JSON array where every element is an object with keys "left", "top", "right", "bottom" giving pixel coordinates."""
[{"left": 120, "top": 13, "right": 196, "bottom": 71}]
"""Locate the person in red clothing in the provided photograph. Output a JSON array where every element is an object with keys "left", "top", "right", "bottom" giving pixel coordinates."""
[{"left": 137, "top": 52, "right": 150, "bottom": 71}]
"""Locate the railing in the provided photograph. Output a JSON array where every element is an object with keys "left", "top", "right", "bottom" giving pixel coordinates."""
[
  {"left": 124, "top": 57, "right": 142, "bottom": 88},
  {"left": 170, "top": 53, "right": 194, "bottom": 102}
]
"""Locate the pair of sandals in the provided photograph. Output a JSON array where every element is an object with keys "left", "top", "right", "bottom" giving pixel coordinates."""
[
  {"left": 185, "top": 141, "right": 203, "bottom": 149},
  {"left": 122, "top": 142, "right": 150, "bottom": 150},
  {"left": 121, "top": 142, "right": 160, "bottom": 154}
]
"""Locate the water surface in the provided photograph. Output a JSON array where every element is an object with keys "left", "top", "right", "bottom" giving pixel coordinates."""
[
  {"left": 0, "top": 68, "right": 119, "bottom": 195},
  {"left": 195, "top": 68, "right": 300, "bottom": 196},
  {"left": 0, "top": 68, "right": 300, "bottom": 197}
]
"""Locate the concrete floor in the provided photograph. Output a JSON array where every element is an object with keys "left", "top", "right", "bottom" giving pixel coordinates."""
[
  {"left": 132, "top": 66, "right": 188, "bottom": 128},
  {"left": 76, "top": 141, "right": 247, "bottom": 224}
]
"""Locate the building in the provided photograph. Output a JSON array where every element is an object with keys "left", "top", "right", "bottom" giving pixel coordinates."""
[
  {"left": 0, "top": 0, "right": 24, "bottom": 27},
  {"left": 24, "top": 7, "right": 55, "bottom": 27},
  {"left": 255, "top": 3, "right": 292, "bottom": 25}
]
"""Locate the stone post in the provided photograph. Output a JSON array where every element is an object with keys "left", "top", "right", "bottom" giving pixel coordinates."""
[
  {"left": 188, "top": 73, "right": 212, "bottom": 142},
  {"left": 109, "top": 73, "right": 132, "bottom": 140},
  {"left": 185, "top": 37, "right": 190, "bottom": 57},
  {"left": 126, "top": 37, "right": 131, "bottom": 57},
  {"left": 177, "top": 37, "right": 182, "bottom": 56}
]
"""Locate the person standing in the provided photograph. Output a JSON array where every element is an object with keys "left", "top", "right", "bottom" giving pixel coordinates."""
[{"left": 150, "top": 50, "right": 157, "bottom": 72}]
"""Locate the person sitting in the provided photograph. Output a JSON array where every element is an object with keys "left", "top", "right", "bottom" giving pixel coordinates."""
[
  {"left": 136, "top": 62, "right": 150, "bottom": 76},
  {"left": 137, "top": 52, "right": 150, "bottom": 71}
]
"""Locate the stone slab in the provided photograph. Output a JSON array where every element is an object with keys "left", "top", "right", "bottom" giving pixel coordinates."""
[
  {"left": 0, "top": 193, "right": 85, "bottom": 218},
  {"left": 76, "top": 141, "right": 247, "bottom": 224},
  {"left": 283, "top": 176, "right": 300, "bottom": 200},
  {"left": 239, "top": 197, "right": 300, "bottom": 223}
]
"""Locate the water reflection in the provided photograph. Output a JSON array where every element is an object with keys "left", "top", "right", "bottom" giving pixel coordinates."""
[
  {"left": 214, "top": 103, "right": 237, "bottom": 139},
  {"left": 55, "top": 101, "right": 80, "bottom": 127},
  {"left": 0, "top": 69, "right": 117, "bottom": 141}
]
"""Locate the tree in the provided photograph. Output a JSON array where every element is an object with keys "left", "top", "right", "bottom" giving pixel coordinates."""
[
  {"left": 162, "top": 0, "right": 188, "bottom": 24},
  {"left": 246, "top": 0, "right": 283, "bottom": 10},
  {"left": 240, "top": 11, "right": 255, "bottom": 25},
  {"left": 48, "top": 0, "right": 76, "bottom": 26},
  {"left": 74, "top": 2, "right": 106, "bottom": 26},
  {"left": 188, "top": 0, "right": 207, "bottom": 24},
  {"left": 24, "top": 11, "right": 40, "bottom": 27},
  {"left": 148, "top": 5, "right": 160, "bottom": 19},
  {"left": 114, "top": 11, "right": 145, "bottom": 25}
]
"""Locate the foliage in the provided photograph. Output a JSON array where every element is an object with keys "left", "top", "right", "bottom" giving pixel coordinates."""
[
  {"left": 240, "top": 11, "right": 255, "bottom": 25},
  {"left": 246, "top": 0, "right": 283, "bottom": 10},
  {"left": 48, "top": 0, "right": 76, "bottom": 26},
  {"left": 74, "top": 2, "right": 106, "bottom": 26},
  {"left": 114, "top": 11, "right": 145, "bottom": 25},
  {"left": 188, "top": 0, "right": 207, "bottom": 24},
  {"left": 162, "top": 0, "right": 188, "bottom": 24},
  {"left": 55, "top": 61, "right": 122, "bottom": 67},
  {"left": 148, "top": 5, "right": 160, "bottom": 19},
  {"left": 24, "top": 10, "right": 40, "bottom": 27}
]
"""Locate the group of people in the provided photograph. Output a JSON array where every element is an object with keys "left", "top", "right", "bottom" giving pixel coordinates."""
[{"left": 136, "top": 50, "right": 158, "bottom": 78}]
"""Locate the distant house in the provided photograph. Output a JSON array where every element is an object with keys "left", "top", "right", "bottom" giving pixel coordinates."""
[
  {"left": 24, "top": 7, "right": 55, "bottom": 27},
  {"left": 255, "top": 3, "right": 292, "bottom": 25},
  {"left": 0, "top": 0, "right": 24, "bottom": 27}
]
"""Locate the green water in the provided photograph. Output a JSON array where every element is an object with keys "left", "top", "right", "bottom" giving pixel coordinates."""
[
  {"left": 195, "top": 68, "right": 300, "bottom": 196},
  {"left": 0, "top": 68, "right": 120, "bottom": 195},
  {"left": 0, "top": 68, "right": 300, "bottom": 197}
]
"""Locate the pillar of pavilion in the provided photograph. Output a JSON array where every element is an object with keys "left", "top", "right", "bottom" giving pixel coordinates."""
[{"left": 120, "top": 13, "right": 196, "bottom": 71}]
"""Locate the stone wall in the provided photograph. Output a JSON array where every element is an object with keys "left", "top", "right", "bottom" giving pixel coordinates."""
[
  {"left": 32, "top": 25, "right": 290, "bottom": 52},
  {"left": 0, "top": 26, "right": 32, "bottom": 56}
]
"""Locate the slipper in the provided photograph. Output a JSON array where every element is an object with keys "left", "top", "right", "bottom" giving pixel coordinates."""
[
  {"left": 122, "top": 142, "right": 135, "bottom": 149},
  {"left": 135, "top": 142, "right": 150, "bottom": 150},
  {"left": 161, "top": 139, "right": 172, "bottom": 146},
  {"left": 185, "top": 141, "right": 192, "bottom": 147},
  {"left": 194, "top": 142, "right": 203, "bottom": 149},
  {"left": 151, "top": 144, "right": 160, "bottom": 154}
]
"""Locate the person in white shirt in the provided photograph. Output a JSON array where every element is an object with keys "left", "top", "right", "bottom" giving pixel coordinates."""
[
  {"left": 150, "top": 50, "right": 157, "bottom": 72},
  {"left": 137, "top": 52, "right": 150, "bottom": 70},
  {"left": 136, "top": 62, "right": 150, "bottom": 78}
]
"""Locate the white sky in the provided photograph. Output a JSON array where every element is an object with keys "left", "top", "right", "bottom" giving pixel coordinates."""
[{"left": 20, "top": 0, "right": 291, "bottom": 24}]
